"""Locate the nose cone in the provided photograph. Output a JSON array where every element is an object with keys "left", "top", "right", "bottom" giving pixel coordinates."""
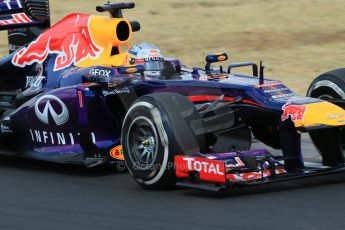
[{"left": 282, "top": 101, "right": 345, "bottom": 128}]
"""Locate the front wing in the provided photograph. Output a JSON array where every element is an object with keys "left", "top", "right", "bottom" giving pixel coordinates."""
[{"left": 175, "top": 149, "right": 345, "bottom": 192}]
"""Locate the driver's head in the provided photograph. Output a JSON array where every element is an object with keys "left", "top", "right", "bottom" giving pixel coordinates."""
[{"left": 128, "top": 43, "right": 164, "bottom": 79}]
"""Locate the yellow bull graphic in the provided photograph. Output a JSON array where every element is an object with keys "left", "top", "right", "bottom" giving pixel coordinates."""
[{"left": 284, "top": 101, "right": 345, "bottom": 128}]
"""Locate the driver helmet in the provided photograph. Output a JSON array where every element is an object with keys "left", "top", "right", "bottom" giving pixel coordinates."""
[{"left": 128, "top": 43, "right": 165, "bottom": 79}]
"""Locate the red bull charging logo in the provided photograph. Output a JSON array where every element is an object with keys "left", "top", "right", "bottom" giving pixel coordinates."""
[
  {"left": 12, "top": 13, "right": 103, "bottom": 71},
  {"left": 281, "top": 102, "right": 307, "bottom": 122}
]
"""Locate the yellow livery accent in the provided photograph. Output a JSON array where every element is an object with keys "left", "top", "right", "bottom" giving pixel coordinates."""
[
  {"left": 76, "top": 15, "right": 132, "bottom": 68},
  {"left": 110, "top": 145, "right": 125, "bottom": 161},
  {"left": 218, "top": 56, "right": 227, "bottom": 61},
  {"left": 125, "top": 67, "right": 139, "bottom": 73},
  {"left": 292, "top": 102, "right": 345, "bottom": 128}
]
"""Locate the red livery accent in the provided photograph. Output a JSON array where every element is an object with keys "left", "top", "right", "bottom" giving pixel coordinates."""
[
  {"left": 175, "top": 156, "right": 226, "bottom": 183},
  {"left": 11, "top": 13, "right": 102, "bottom": 71},
  {"left": 0, "top": 13, "right": 32, "bottom": 26},
  {"left": 78, "top": 91, "right": 83, "bottom": 108},
  {"left": 227, "top": 169, "right": 287, "bottom": 182},
  {"left": 227, "top": 157, "right": 245, "bottom": 168},
  {"left": 187, "top": 95, "right": 260, "bottom": 106},
  {"left": 281, "top": 103, "right": 307, "bottom": 122}
]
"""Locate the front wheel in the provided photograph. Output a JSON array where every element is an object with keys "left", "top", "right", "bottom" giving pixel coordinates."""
[
  {"left": 307, "top": 69, "right": 345, "bottom": 100},
  {"left": 121, "top": 93, "right": 207, "bottom": 189},
  {"left": 307, "top": 69, "right": 345, "bottom": 165}
]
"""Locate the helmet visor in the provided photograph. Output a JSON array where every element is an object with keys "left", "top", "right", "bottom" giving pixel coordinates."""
[{"left": 144, "top": 61, "right": 164, "bottom": 71}]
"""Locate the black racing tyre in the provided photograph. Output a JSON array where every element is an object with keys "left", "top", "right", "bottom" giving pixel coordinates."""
[
  {"left": 307, "top": 68, "right": 345, "bottom": 100},
  {"left": 307, "top": 69, "right": 345, "bottom": 165},
  {"left": 121, "top": 92, "right": 207, "bottom": 189}
]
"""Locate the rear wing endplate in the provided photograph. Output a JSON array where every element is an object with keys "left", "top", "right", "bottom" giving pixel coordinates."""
[{"left": 0, "top": 0, "right": 50, "bottom": 53}]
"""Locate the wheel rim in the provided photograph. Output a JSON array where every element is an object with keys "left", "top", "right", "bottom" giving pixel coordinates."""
[{"left": 127, "top": 116, "right": 159, "bottom": 170}]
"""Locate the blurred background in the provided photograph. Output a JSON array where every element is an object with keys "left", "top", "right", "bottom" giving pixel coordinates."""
[{"left": 1, "top": 0, "right": 345, "bottom": 94}]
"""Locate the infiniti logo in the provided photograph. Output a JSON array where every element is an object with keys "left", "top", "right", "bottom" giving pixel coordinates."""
[{"left": 34, "top": 95, "right": 69, "bottom": 126}]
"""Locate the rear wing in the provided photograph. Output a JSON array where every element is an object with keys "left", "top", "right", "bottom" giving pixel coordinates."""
[{"left": 0, "top": 0, "right": 50, "bottom": 53}]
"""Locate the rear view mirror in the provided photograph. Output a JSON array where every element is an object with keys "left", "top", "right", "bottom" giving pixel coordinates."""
[
  {"left": 205, "top": 53, "right": 228, "bottom": 63},
  {"left": 117, "top": 65, "right": 145, "bottom": 75},
  {"left": 205, "top": 53, "right": 228, "bottom": 72}
]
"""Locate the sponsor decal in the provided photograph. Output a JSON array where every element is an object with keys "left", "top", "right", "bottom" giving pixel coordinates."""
[
  {"left": 256, "top": 82, "right": 296, "bottom": 99},
  {"left": 255, "top": 82, "right": 282, "bottom": 88},
  {"left": 110, "top": 145, "right": 124, "bottom": 160},
  {"left": 29, "top": 129, "right": 96, "bottom": 146},
  {"left": 113, "top": 87, "right": 130, "bottom": 94},
  {"left": 182, "top": 157, "right": 224, "bottom": 175},
  {"left": 1, "top": 124, "right": 13, "bottom": 134},
  {"left": 25, "top": 75, "right": 45, "bottom": 88},
  {"left": 270, "top": 93, "right": 295, "bottom": 99},
  {"left": 89, "top": 68, "right": 112, "bottom": 77},
  {"left": 281, "top": 102, "right": 307, "bottom": 122},
  {"left": 35, "top": 95, "right": 69, "bottom": 126},
  {"left": 103, "top": 87, "right": 130, "bottom": 96},
  {"left": 144, "top": 56, "right": 164, "bottom": 62},
  {"left": 326, "top": 114, "right": 344, "bottom": 119},
  {"left": 128, "top": 57, "right": 148, "bottom": 65},
  {"left": 25, "top": 76, "right": 36, "bottom": 88},
  {"left": 12, "top": 14, "right": 102, "bottom": 71},
  {"left": 24, "top": 63, "right": 45, "bottom": 88},
  {"left": 175, "top": 156, "right": 226, "bottom": 183},
  {"left": 226, "top": 157, "right": 246, "bottom": 168}
]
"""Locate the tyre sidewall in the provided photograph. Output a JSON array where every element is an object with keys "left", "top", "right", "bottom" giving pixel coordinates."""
[{"left": 307, "top": 73, "right": 345, "bottom": 99}]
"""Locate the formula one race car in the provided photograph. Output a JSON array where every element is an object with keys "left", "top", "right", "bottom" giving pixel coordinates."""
[{"left": 1, "top": 1, "right": 345, "bottom": 191}]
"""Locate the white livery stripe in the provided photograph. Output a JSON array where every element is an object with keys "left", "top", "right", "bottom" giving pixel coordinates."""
[
  {"left": 4, "top": 0, "right": 11, "bottom": 9},
  {"left": 16, "top": 0, "right": 22, "bottom": 8},
  {"left": 304, "top": 161, "right": 330, "bottom": 169}
]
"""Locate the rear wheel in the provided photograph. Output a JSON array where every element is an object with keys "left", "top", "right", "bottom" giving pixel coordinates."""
[{"left": 122, "top": 92, "right": 207, "bottom": 189}]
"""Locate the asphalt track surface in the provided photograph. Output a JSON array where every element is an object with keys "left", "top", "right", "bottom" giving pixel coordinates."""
[{"left": 1, "top": 135, "right": 345, "bottom": 230}]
